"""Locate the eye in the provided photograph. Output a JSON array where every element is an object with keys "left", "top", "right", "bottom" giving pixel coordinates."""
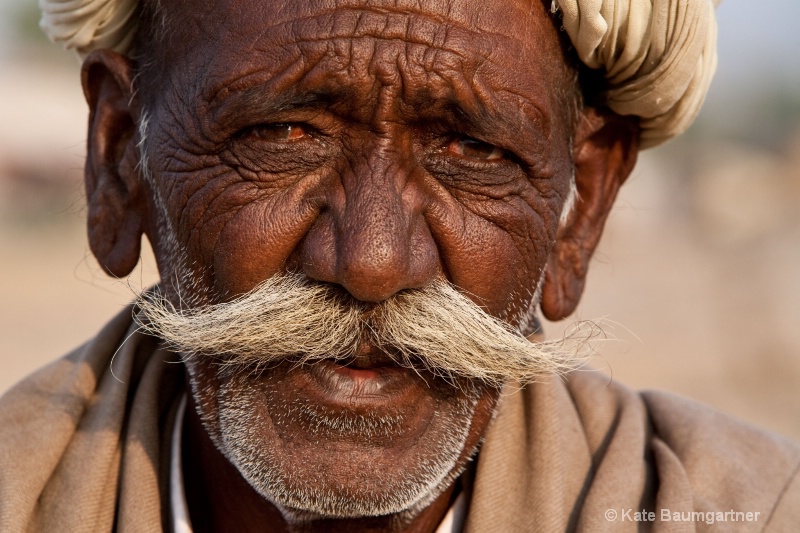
[
  {"left": 446, "top": 137, "right": 505, "bottom": 161},
  {"left": 247, "top": 123, "right": 309, "bottom": 142}
]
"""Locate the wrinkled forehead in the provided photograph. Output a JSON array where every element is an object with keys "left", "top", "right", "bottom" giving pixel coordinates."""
[
  {"left": 158, "top": 0, "right": 559, "bottom": 54},
  {"left": 139, "top": 0, "right": 570, "bottom": 111}
]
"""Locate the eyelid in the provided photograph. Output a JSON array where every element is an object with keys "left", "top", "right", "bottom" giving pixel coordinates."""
[
  {"left": 240, "top": 122, "right": 310, "bottom": 142},
  {"left": 445, "top": 135, "right": 506, "bottom": 161}
]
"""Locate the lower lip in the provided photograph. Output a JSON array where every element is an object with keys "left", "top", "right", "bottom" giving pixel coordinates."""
[{"left": 306, "top": 359, "right": 415, "bottom": 404}]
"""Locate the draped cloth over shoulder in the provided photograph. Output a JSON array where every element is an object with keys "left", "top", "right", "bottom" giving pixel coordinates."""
[
  {"left": 39, "top": 0, "right": 720, "bottom": 148},
  {"left": 2, "top": 307, "right": 799, "bottom": 531},
  {"left": 0, "top": 307, "right": 184, "bottom": 532}
]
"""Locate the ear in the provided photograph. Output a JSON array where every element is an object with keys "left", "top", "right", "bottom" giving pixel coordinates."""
[
  {"left": 82, "top": 49, "right": 145, "bottom": 277},
  {"left": 540, "top": 107, "right": 639, "bottom": 321}
]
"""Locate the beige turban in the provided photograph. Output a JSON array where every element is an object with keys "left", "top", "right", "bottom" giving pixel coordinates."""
[
  {"left": 554, "top": 0, "right": 719, "bottom": 147},
  {"left": 39, "top": 0, "right": 719, "bottom": 148},
  {"left": 39, "top": 0, "right": 138, "bottom": 59}
]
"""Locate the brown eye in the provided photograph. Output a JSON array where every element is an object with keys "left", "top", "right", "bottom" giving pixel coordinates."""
[
  {"left": 250, "top": 123, "right": 309, "bottom": 142},
  {"left": 447, "top": 137, "right": 504, "bottom": 161}
]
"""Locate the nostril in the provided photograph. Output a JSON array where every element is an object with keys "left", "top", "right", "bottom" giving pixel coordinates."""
[{"left": 315, "top": 281, "right": 377, "bottom": 311}]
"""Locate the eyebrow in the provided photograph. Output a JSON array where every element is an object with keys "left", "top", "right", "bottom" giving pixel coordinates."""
[
  {"left": 207, "top": 86, "right": 334, "bottom": 123},
  {"left": 207, "top": 80, "right": 552, "bottom": 153},
  {"left": 411, "top": 90, "right": 552, "bottom": 151}
]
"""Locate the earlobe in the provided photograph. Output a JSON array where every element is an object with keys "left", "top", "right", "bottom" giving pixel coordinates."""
[
  {"left": 540, "top": 107, "right": 640, "bottom": 321},
  {"left": 82, "top": 50, "right": 145, "bottom": 277}
]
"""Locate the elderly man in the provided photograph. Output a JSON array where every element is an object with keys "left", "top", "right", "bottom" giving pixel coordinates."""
[{"left": 1, "top": 0, "right": 799, "bottom": 531}]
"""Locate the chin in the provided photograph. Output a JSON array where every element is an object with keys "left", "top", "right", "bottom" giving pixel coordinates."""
[{"left": 188, "top": 358, "right": 495, "bottom": 518}]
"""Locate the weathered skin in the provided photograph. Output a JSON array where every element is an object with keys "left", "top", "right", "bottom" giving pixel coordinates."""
[{"left": 81, "top": 0, "right": 638, "bottom": 531}]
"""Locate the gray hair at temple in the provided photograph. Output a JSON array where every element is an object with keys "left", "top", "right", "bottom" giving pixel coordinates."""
[{"left": 39, "top": 0, "right": 721, "bottom": 148}]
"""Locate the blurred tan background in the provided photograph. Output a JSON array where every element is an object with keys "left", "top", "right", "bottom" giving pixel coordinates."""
[{"left": 2, "top": 1, "right": 799, "bottom": 440}]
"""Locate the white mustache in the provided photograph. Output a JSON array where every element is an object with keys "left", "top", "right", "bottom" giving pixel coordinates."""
[{"left": 135, "top": 274, "right": 588, "bottom": 386}]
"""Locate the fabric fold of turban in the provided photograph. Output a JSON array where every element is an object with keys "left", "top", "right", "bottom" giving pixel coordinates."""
[
  {"left": 554, "top": 0, "right": 720, "bottom": 147},
  {"left": 39, "top": 0, "right": 720, "bottom": 148},
  {"left": 39, "top": 0, "right": 138, "bottom": 59}
]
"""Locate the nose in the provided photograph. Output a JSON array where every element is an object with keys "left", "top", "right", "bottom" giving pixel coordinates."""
[{"left": 300, "top": 143, "right": 439, "bottom": 302}]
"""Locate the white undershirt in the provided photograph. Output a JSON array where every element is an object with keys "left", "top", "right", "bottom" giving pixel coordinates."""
[
  {"left": 170, "top": 395, "right": 193, "bottom": 533},
  {"left": 170, "top": 396, "right": 466, "bottom": 532}
]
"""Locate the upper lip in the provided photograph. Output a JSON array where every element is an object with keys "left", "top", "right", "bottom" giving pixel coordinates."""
[{"left": 340, "top": 342, "right": 397, "bottom": 369}]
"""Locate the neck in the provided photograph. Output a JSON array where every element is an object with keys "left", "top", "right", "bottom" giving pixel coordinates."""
[{"left": 181, "top": 392, "right": 461, "bottom": 533}]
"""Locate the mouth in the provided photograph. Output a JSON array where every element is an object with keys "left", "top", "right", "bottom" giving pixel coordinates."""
[
  {"left": 215, "top": 344, "right": 460, "bottom": 444},
  {"left": 231, "top": 350, "right": 441, "bottom": 445},
  {"left": 306, "top": 352, "right": 421, "bottom": 406},
  {"left": 325, "top": 358, "right": 392, "bottom": 380}
]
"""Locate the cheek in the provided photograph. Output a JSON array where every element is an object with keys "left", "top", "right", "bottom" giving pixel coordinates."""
[
  {"left": 425, "top": 182, "right": 563, "bottom": 319},
  {"left": 183, "top": 358, "right": 225, "bottom": 444},
  {"left": 154, "top": 163, "right": 327, "bottom": 300},
  {"left": 210, "top": 179, "right": 326, "bottom": 298},
  {"left": 458, "top": 384, "right": 501, "bottom": 460}
]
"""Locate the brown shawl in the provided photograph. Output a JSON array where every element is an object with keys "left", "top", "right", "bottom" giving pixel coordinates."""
[{"left": 1, "top": 306, "right": 798, "bottom": 532}]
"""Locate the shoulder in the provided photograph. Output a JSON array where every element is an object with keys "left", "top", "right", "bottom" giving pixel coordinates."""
[
  {"left": 0, "top": 306, "right": 180, "bottom": 531},
  {"left": 640, "top": 386, "right": 800, "bottom": 527},
  {"left": 565, "top": 370, "right": 800, "bottom": 528}
]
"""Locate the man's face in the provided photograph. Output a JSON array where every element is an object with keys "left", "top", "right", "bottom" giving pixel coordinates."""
[{"left": 122, "top": 0, "right": 578, "bottom": 519}]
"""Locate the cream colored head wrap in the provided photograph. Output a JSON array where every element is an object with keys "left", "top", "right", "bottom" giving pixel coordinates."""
[
  {"left": 39, "top": 0, "right": 719, "bottom": 147},
  {"left": 39, "top": 0, "right": 138, "bottom": 58},
  {"left": 554, "top": 0, "right": 720, "bottom": 147}
]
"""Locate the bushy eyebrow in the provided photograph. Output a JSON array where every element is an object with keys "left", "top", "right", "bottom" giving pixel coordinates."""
[
  {"left": 210, "top": 83, "right": 548, "bottom": 150},
  {"left": 406, "top": 88, "right": 551, "bottom": 148},
  {"left": 206, "top": 80, "right": 552, "bottom": 167},
  {"left": 206, "top": 84, "right": 348, "bottom": 134},
  {"left": 211, "top": 87, "right": 325, "bottom": 116}
]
